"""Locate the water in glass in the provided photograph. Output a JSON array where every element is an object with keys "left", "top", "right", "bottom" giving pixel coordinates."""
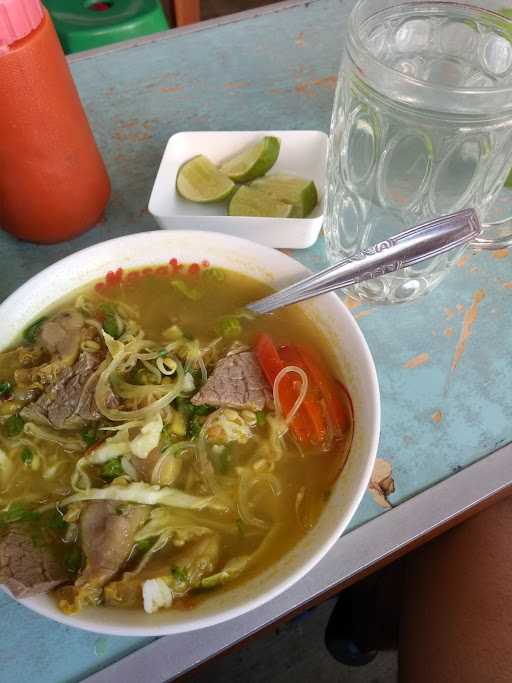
[{"left": 325, "top": 1, "right": 512, "bottom": 303}]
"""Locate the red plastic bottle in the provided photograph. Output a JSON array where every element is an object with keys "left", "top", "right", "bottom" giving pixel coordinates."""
[{"left": 0, "top": 0, "right": 111, "bottom": 243}]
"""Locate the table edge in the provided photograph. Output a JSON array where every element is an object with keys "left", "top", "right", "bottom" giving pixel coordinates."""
[
  {"left": 81, "top": 439, "right": 512, "bottom": 683},
  {"left": 67, "top": 0, "right": 319, "bottom": 64}
]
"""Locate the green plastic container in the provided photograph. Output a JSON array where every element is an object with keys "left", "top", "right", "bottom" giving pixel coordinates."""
[{"left": 44, "top": 0, "right": 169, "bottom": 54}]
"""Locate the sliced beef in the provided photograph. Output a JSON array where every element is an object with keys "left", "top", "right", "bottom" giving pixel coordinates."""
[
  {"left": 76, "top": 502, "right": 147, "bottom": 589},
  {"left": 21, "top": 351, "right": 104, "bottom": 430},
  {"left": 192, "top": 351, "right": 272, "bottom": 411},
  {"left": 40, "top": 309, "right": 83, "bottom": 366},
  {"left": 0, "top": 525, "right": 67, "bottom": 598}
]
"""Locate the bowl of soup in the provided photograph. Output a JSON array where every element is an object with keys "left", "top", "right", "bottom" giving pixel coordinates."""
[{"left": 0, "top": 231, "right": 379, "bottom": 635}]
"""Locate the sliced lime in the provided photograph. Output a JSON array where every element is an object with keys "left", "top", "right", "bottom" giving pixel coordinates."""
[
  {"left": 250, "top": 174, "right": 318, "bottom": 217},
  {"left": 228, "top": 185, "right": 294, "bottom": 218},
  {"left": 220, "top": 136, "right": 281, "bottom": 183},
  {"left": 176, "top": 155, "right": 234, "bottom": 203},
  {"left": 505, "top": 166, "right": 512, "bottom": 189}
]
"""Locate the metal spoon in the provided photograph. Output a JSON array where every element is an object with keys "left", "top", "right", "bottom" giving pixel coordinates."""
[{"left": 247, "top": 209, "right": 481, "bottom": 315}]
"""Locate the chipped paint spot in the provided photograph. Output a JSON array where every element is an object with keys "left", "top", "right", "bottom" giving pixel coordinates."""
[
  {"left": 432, "top": 410, "right": 443, "bottom": 424},
  {"left": 369, "top": 458, "right": 395, "bottom": 509},
  {"left": 456, "top": 303, "right": 465, "bottom": 312},
  {"left": 343, "top": 295, "right": 362, "bottom": 311},
  {"left": 444, "top": 307, "right": 455, "bottom": 320},
  {"left": 224, "top": 81, "right": 250, "bottom": 90},
  {"left": 432, "top": 330, "right": 437, "bottom": 337},
  {"left": 404, "top": 352, "right": 430, "bottom": 368},
  {"left": 295, "top": 75, "right": 337, "bottom": 97},
  {"left": 492, "top": 248, "right": 509, "bottom": 260},
  {"left": 444, "top": 327, "right": 454, "bottom": 337},
  {"left": 469, "top": 267, "right": 479, "bottom": 273},
  {"left": 160, "top": 86, "right": 182, "bottom": 93},
  {"left": 457, "top": 254, "right": 470, "bottom": 268},
  {"left": 451, "top": 289, "right": 486, "bottom": 371},
  {"left": 354, "top": 309, "right": 374, "bottom": 320},
  {"left": 270, "top": 87, "right": 287, "bottom": 94},
  {"left": 503, "top": 281, "right": 512, "bottom": 289},
  {"left": 295, "top": 31, "right": 305, "bottom": 47}
]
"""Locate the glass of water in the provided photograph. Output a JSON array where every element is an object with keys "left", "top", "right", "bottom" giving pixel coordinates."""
[{"left": 324, "top": 0, "right": 512, "bottom": 304}]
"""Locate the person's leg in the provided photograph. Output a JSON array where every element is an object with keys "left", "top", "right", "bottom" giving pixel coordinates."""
[{"left": 399, "top": 494, "right": 512, "bottom": 683}]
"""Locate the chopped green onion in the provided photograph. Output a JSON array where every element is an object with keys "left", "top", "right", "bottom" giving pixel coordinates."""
[
  {"left": 100, "top": 457, "right": 124, "bottom": 481},
  {"left": 81, "top": 425, "right": 98, "bottom": 447},
  {"left": 219, "top": 316, "right": 242, "bottom": 338},
  {"left": 187, "top": 414, "right": 203, "bottom": 439},
  {"left": 23, "top": 317, "right": 47, "bottom": 344},
  {"left": 158, "top": 348, "right": 168, "bottom": 357},
  {"left": 20, "top": 447, "right": 33, "bottom": 465},
  {"left": 255, "top": 411, "right": 266, "bottom": 427},
  {"left": 176, "top": 397, "right": 194, "bottom": 418},
  {"left": 171, "top": 279, "right": 203, "bottom": 301},
  {"left": 44, "top": 508, "right": 68, "bottom": 531},
  {"left": 0, "top": 502, "right": 40, "bottom": 525},
  {"left": 202, "top": 267, "right": 225, "bottom": 282},
  {"left": 5, "top": 414, "right": 24, "bottom": 437},
  {"left": 193, "top": 404, "right": 214, "bottom": 416},
  {"left": 0, "top": 381, "right": 12, "bottom": 398},
  {"left": 64, "top": 545, "right": 83, "bottom": 574},
  {"left": 171, "top": 566, "right": 188, "bottom": 583},
  {"left": 136, "top": 538, "right": 154, "bottom": 554}
]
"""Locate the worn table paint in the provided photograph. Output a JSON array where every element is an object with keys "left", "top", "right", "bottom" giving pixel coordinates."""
[{"left": 1, "top": 0, "right": 511, "bottom": 680}]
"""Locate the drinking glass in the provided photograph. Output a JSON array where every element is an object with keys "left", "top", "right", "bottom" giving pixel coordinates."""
[{"left": 324, "top": 0, "right": 512, "bottom": 304}]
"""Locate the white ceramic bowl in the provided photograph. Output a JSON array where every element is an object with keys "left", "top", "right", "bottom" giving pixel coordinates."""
[
  {"left": 0, "top": 230, "right": 380, "bottom": 636},
  {"left": 148, "top": 131, "right": 328, "bottom": 249}
]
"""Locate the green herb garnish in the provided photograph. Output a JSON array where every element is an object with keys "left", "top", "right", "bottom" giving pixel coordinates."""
[
  {"left": 171, "top": 566, "right": 189, "bottom": 583},
  {"left": 100, "top": 457, "right": 124, "bottom": 481},
  {"left": 136, "top": 538, "right": 154, "bottom": 554},
  {"left": 23, "top": 317, "right": 47, "bottom": 344},
  {"left": 65, "top": 545, "right": 83, "bottom": 574},
  {"left": 176, "top": 397, "right": 194, "bottom": 418},
  {"left": 193, "top": 404, "right": 214, "bottom": 416},
  {"left": 5, "top": 414, "right": 24, "bottom": 437},
  {"left": 187, "top": 414, "right": 203, "bottom": 439},
  {"left": 202, "top": 267, "right": 225, "bottom": 282},
  {"left": 0, "top": 381, "right": 12, "bottom": 398},
  {"left": 211, "top": 445, "right": 232, "bottom": 474},
  {"left": 0, "top": 502, "right": 40, "bottom": 525},
  {"left": 44, "top": 508, "right": 68, "bottom": 531},
  {"left": 255, "top": 410, "right": 266, "bottom": 427},
  {"left": 20, "top": 447, "right": 33, "bottom": 465},
  {"left": 171, "top": 279, "right": 203, "bottom": 301},
  {"left": 81, "top": 425, "right": 98, "bottom": 447},
  {"left": 219, "top": 316, "right": 242, "bottom": 338},
  {"left": 100, "top": 303, "right": 121, "bottom": 339}
]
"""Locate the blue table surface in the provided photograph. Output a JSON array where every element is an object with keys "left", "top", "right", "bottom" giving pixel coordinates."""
[{"left": 1, "top": 1, "right": 511, "bottom": 680}]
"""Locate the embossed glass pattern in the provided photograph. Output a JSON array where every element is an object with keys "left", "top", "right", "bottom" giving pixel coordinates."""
[{"left": 325, "top": 0, "right": 512, "bottom": 304}]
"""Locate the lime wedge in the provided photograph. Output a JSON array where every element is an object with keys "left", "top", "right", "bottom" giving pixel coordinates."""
[
  {"left": 505, "top": 166, "right": 512, "bottom": 189},
  {"left": 220, "top": 136, "right": 281, "bottom": 183},
  {"left": 228, "top": 185, "right": 294, "bottom": 218},
  {"left": 176, "top": 155, "right": 235, "bottom": 203},
  {"left": 250, "top": 174, "right": 318, "bottom": 217}
]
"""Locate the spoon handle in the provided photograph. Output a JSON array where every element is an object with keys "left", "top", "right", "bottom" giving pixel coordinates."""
[{"left": 247, "top": 209, "right": 481, "bottom": 315}]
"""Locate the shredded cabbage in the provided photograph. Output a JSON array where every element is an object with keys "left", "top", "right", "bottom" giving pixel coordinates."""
[
  {"left": 130, "top": 413, "right": 163, "bottom": 459},
  {"left": 61, "top": 481, "right": 227, "bottom": 511},
  {"left": 200, "top": 555, "right": 251, "bottom": 589},
  {"left": 143, "top": 577, "right": 174, "bottom": 614},
  {"left": 0, "top": 448, "right": 13, "bottom": 486}
]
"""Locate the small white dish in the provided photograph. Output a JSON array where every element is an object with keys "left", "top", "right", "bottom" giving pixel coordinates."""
[{"left": 148, "top": 130, "right": 328, "bottom": 249}]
